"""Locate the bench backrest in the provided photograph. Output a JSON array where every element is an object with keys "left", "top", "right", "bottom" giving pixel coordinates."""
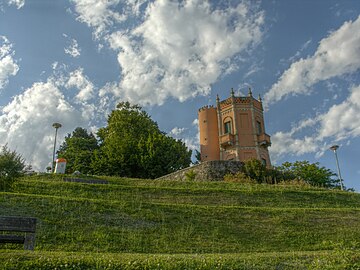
[{"left": 0, "top": 216, "right": 36, "bottom": 233}]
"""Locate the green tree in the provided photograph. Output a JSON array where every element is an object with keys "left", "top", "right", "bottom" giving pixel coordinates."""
[
  {"left": 139, "top": 133, "right": 192, "bottom": 178},
  {"left": 57, "top": 127, "right": 99, "bottom": 174},
  {"left": 276, "top": 160, "right": 338, "bottom": 188},
  {"left": 0, "top": 145, "right": 26, "bottom": 190},
  {"left": 91, "top": 102, "right": 192, "bottom": 178},
  {"left": 242, "top": 158, "right": 267, "bottom": 183}
]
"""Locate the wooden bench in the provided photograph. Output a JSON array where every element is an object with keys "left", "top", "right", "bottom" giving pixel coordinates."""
[{"left": 0, "top": 216, "right": 37, "bottom": 250}]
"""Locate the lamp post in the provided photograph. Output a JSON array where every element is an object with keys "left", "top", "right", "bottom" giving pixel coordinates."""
[
  {"left": 329, "top": 145, "right": 344, "bottom": 190},
  {"left": 52, "top": 122, "right": 62, "bottom": 173}
]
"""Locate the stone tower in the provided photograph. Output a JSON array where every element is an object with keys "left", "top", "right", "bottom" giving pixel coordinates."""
[{"left": 198, "top": 88, "right": 271, "bottom": 166}]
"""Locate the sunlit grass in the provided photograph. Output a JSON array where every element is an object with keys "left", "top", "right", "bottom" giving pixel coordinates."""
[
  {"left": 1, "top": 174, "right": 360, "bottom": 268},
  {"left": 1, "top": 249, "right": 360, "bottom": 269}
]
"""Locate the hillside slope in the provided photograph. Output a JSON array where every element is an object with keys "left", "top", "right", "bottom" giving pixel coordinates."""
[{"left": 1, "top": 174, "right": 360, "bottom": 255}]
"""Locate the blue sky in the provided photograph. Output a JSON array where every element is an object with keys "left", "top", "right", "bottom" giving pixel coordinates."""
[{"left": 0, "top": 0, "right": 360, "bottom": 190}]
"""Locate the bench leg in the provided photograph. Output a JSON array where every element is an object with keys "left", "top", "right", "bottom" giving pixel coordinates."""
[{"left": 24, "top": 233, "right": 35, "bottom": 250}]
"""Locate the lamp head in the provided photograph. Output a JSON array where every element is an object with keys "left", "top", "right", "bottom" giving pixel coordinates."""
[
  {"left": 330, "top": 145, "right": 339, "bottom": 151},
  {"left": 52, "top": 122, "right": 62, "bottom": 129}
]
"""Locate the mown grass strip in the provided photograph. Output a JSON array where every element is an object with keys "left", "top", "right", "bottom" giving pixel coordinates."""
[
  {"left": 21, "top": 176, "right": 346, "bottom": 193},
  {"left": 1, "top": 249, "right": 360, "bottom": 269},
  {"left": 13, "top": 178, "right": 360, "bottom": 210},
  {"left": 3, "top": 191, "right": 360, "bottom": 212}
]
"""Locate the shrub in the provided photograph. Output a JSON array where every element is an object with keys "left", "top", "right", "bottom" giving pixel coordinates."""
[
  {"left": 224, "top": 172, "right": 257, "bottom": 184},
  {"left": 0, "top": 145, "right": 26, "bottom": 191},
  {"left": 184, "top": 170, "right": 197, "bottom": 181},
  {"left": 277, "top": 178, "right": 311, "bottom": 187},
  {"left": 242, "top": 159, "right": 267, "bottom": 183}
]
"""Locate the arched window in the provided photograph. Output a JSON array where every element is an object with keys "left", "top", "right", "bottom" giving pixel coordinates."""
[{"left": 223, "top": 117, "right": 233, "bottom": 134}]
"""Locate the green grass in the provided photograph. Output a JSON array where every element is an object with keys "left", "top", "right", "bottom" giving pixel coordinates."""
[
  {"left": 1, "top": 250, "right": 360, "bottom": 269},
  {"left": 1, "top": 174, "right": 360, "bottom": 268}
]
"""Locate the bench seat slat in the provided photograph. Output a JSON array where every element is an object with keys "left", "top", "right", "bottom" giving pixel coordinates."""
[
  {"left": 0, "top": 234, "right": 25, "bottom": 244},
  {"left": 0, "top": 216, "right": 36, "bottom": 232}
]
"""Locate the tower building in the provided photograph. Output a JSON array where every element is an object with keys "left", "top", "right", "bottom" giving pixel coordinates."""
[{"left": 198, "top": 88, "right": 271, "bottom": 166}]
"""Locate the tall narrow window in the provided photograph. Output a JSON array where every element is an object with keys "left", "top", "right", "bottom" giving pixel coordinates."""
[
  {"left": 256, "top": 121, "right": 262, "bottom": 135},
  {"left": 262, "top": 158, "right": 267, "bottom": 166},
  {"left": 224, "top": 121, "right": 231, "bottom": 134}
]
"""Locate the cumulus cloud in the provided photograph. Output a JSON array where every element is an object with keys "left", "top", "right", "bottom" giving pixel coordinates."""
[
  {"left": 270, "top": 85, "right": 360, "bottom": 161},
  {"left": 265, "top": 15, "right": 360, "bottom": 106},
  {"left": 70, "top": 0, "right": 127, "bottom": 38},
  {"left": 64, "top": 34, "right": 81, "bottom": 58},
  {"left": 105, "top": 0, "right": 264, "bottom": 105},
  {"left": 317, "top": 85, "right": 360, "bottom": 141},
  {"left": 66, "top": 68, "right": 94, "bottom": 102},
  {"left": 169, "top": 127, "right": 186, "bottom": 137},
  {"left": 0, "top": 80, "right": 88, "bottom": 170},
  {"left": 0, "top": 36, "right": 19, "bottom": 90},
  {"left": 0, "top": 66, "right": 102, "bottom": 171},
  {"left": 270, "top": 132, "right": 320, "bottom": 162},
  {"left": 70, "top": 0, "right": 148, "bottom": 38},
  {"left": 8, "top": 0, "right": 25, "bottom": 9}
]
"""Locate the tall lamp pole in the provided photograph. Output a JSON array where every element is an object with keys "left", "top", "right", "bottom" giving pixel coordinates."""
[
  {"left": 329, "top": 145, "right": 344, "bottom": 190},
  {"left": 52, "top": 122, "right": 62, "bottom": 173}
]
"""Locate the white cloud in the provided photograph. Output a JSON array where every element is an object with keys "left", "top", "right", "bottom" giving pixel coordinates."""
[
  {"left": 265, "top": 15, "right": 360, "bottom": 106},
  {"left": 64, "top": 34, "right": 81, "bottom": 58},
  {"left": 66, "top": 68, "right": 94, "bottom": 102},
  {"left": 192, "top": 118, "right": 199, "bottom": 126},
  {"left": 70, "top": 0, "right": 126, "bottom": 38},
  {"left": 270, "top": 85, "right": 360, "bottom": 162},
  {"left": 0, "top": 80, "right": 89, "bottom": 170},
  {"left": 0, "top": 66, "right": 102, "bottom": 171},
  {"left": 169, "top": 127, "right": 186, "bottom": 136},
  {"left": 70, "top": 0, "right": 148, "bottom": 38},
  {"left": 106, "top": 0, "right": 264, "bottom": 105},
  {"left": 168, "top": 122, "right": 199, "bottom": 153},
  {"left": 317, "top": 85, "right": 360, "bottom": 141},
  {"left": 270, "top": 131, "right": 319, "bottom": 162},
  {"left": 0, "top": 36, "right": 19, "bottom": 90},
  {"left": 8, "top": 0, "right": 25, "bottom": 9}
]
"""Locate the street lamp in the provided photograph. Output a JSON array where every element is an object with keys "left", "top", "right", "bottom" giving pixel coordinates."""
[
  {"left": 52, "top": 122, "right": 62, "bottom": 173},
  {"left": 329, "top": 145, "right": 344, "bottom": 190}
]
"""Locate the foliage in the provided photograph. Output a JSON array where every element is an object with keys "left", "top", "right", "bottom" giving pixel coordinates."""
[
  {"left": 57, "top": 127, "right": 99, "bottom": 174},
  {"left": 184, "top": 169, "right": 197, "bottom": 181},
  {"left": 242, "top": 158, "right": 267, "bottom": 183},
  {"left": 90, "top": 102, "right": 191, "bottom": 178},
  {"left": 233, "top": 159, "right": 339, "bottom": 188},
  {"left": 224, "top": 172, "right": 256, "bottom": 184},
  {"left": 0, "top": 145, "right": 26, "bottom": 190},
  {"left": 276, "top": 161, "right": 339, "bottom": 188}
]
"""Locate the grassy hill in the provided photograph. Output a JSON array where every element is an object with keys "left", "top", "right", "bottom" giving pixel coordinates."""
[{"left": 1, "top": 174, "right": 360, "bottom": 269}]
